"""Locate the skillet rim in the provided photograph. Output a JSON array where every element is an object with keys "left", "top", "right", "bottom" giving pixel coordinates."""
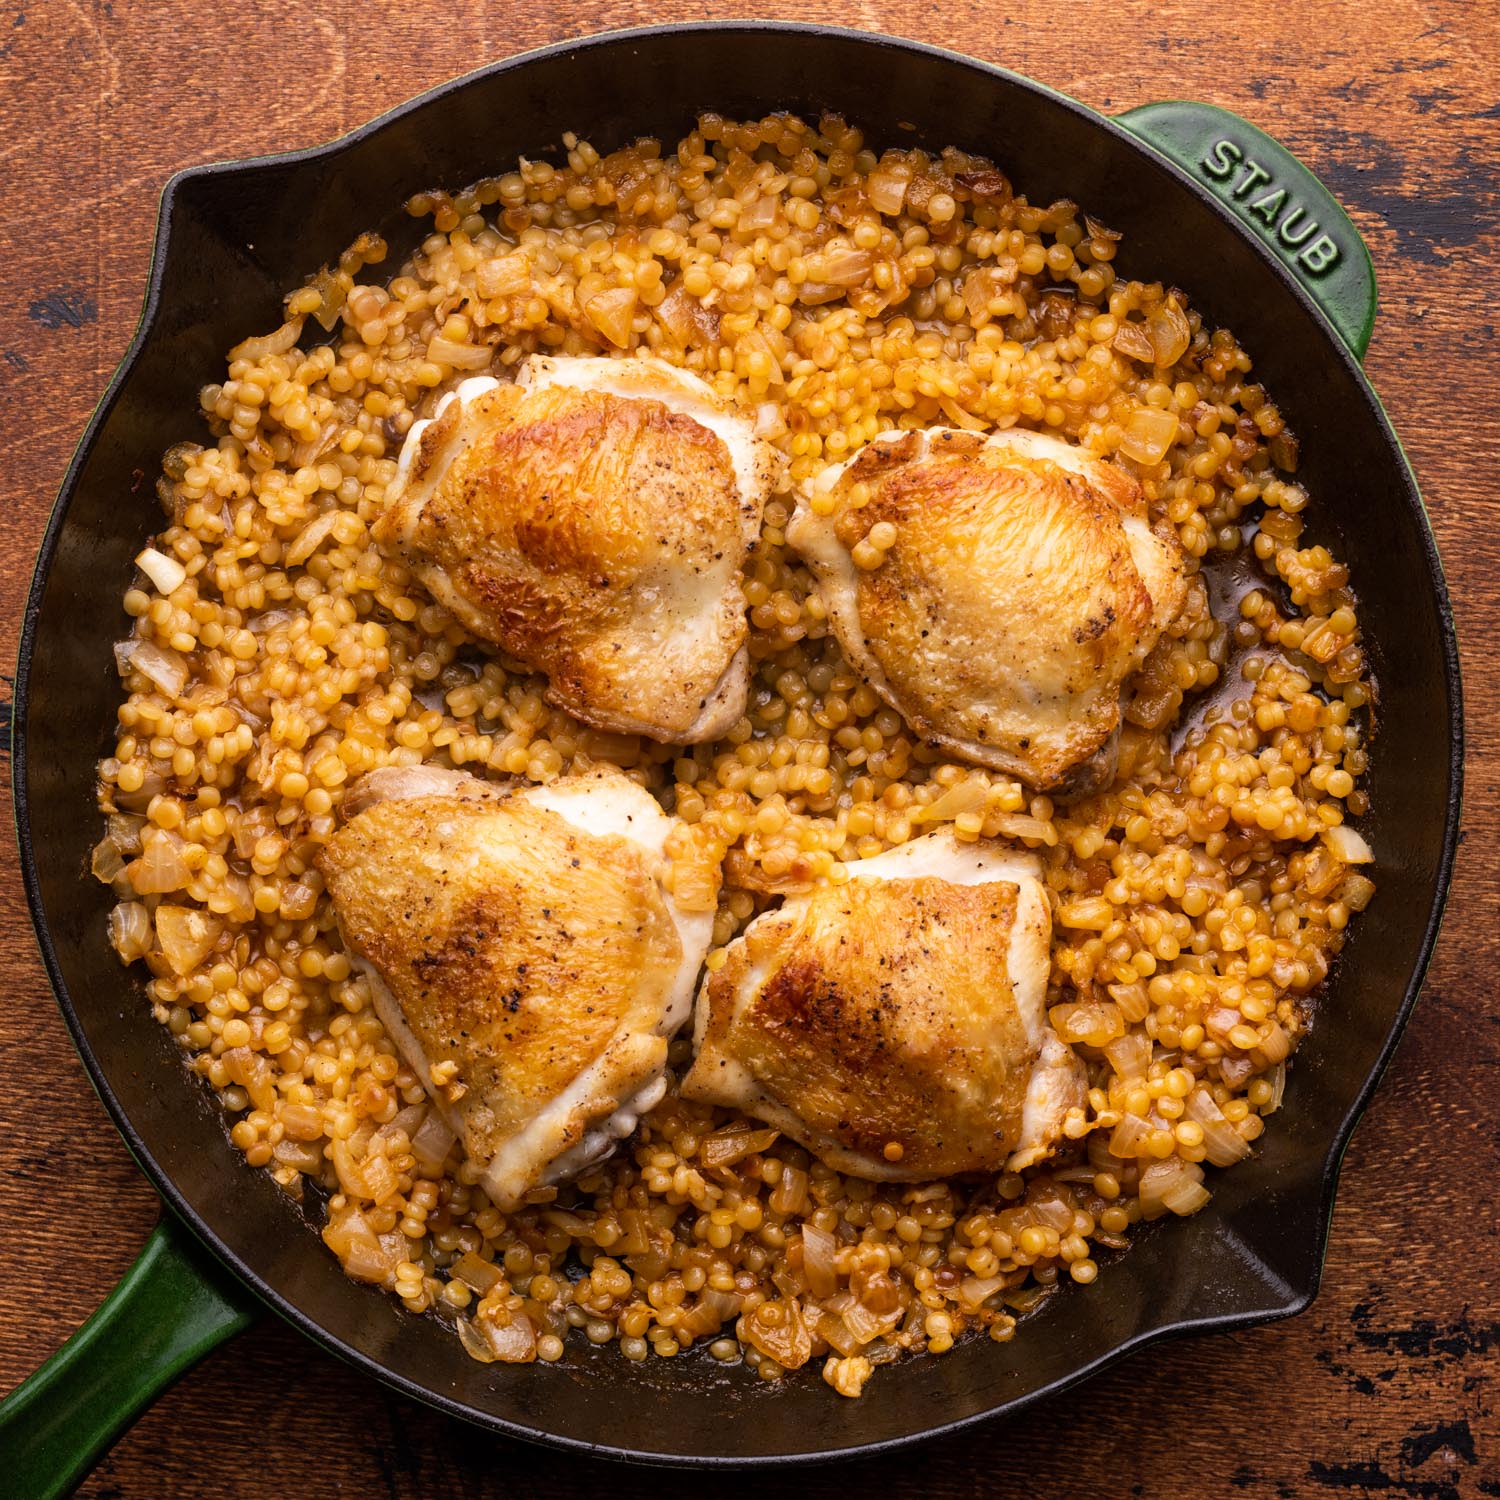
[{"left": 12, "top": 19, "right": 1466, "bottom": 1466}]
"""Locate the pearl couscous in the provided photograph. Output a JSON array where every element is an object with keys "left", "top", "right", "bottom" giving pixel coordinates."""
[{"left": 95, "top": 112, "right": 1376, "bottom": 1396}]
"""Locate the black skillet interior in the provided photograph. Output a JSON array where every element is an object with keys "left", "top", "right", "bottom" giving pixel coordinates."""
[{"left": 18, "top": 23, "right": 1461, "bottom": 1464}]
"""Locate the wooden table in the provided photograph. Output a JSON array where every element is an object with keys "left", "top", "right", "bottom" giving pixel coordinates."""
[{"left": 2, "top": 3, "right": 1496, "bottom": 1494}]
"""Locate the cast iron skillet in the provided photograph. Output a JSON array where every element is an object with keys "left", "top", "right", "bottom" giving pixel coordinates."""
[{"left": 0, "top": 21, "right": 1463, "bottom": 1492}]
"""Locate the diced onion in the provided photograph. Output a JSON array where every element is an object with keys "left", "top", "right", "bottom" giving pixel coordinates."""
[
  {"left": 1058, "top": 896, "right": 1115, "bottom": 931},
  {"left": 672, "top": 1298, "right": 730, "bottom": 1342},
  {"left": 231, "top": 805, "right": 276, "bottom": 860},
  {"left": 754, "top": 402, "right": 788, "bottom": 439},
  {"left": 1111, "top": 320, "right": 1156, "bottom": 363},
  {"left": 610, "top": 1210, "right": 646, "bottom": 1259},
  {"left": 107, "top": 902, "right": 152, "bottom": 962},
  {"left": 272, "top": 1138, "right": 322, "bottom": 1172},
  {"left": 801, "top": 1223, "right": 839, "bottom": 1299},
  {"left": 1139, "top": 1158, "right": 1211, "bottom": 1219},
  {"left": 820, "top": 1290, "right": 902, "bottom": 1346},
  {"left": 306, "top": 268, "right": 348, "bottom": 332},
  {"left": 1162, "top": 1175, "right": 1211, "bottom": 1217},
  {"left": 1219, "top": 1055, "right": 1255, "bottom": 1089},
  {"left": 155, "top": 904, "right": 223, "bottom": 976},
  {"left": 624, "top": 1236, "right": 672, "bottom": 1284},
  {"left": 426, "top": 335, "right": 494, "bottom": 370},
  {"left": 768, "top": 1164, "right": 809, "bottom": 1215},
  {"left": 106, "top": 814, "right": 145, "bottom": 857},
  {"left": 410, "top": 1109, "right": 458, "bottom": 1173},
  {"left": 656, "top": 281, "right": 720, "bottom": 348},
  {"left": 1341, "top": 872, "right": 1377, "bottom": 911},
  {"left": 1108, "top": 1110, "right": 1154, "bottom": 1159},
  {"left": 866, "top": 167, "right": 911, "bottom": 216},
  {"left": 542, "top": 1208, "right": 595, "bottom": 1239},
  {"left": 1032, "top": 1193, "right": 1077, "bottom": 1232},
  {"left": 963, "top": 266, "right": 1010, "bottom": 319},
  {"left": 127, "top": 831, "right": 191, "bottom": 895},
  {"left": 795, "top": 282, "right": 845, "bottom": 307},
  {"left": 956, "top": 168, "right": 1013, "bottom": 202},
  {"left": 701, "top": 1288, "right": 744, "bottom": 1322},
  {"left": 230, "top": 316, "right": 304, "bottom": 363},
  {"left": 135, "top": 546, "right": 186, "bottom": 594},
  {"left": 212, "top": 872, "right": 256, "bottom": 926},
  {"left": 1103, "top": 1031, "right": 1152, "bottom": 1080},
  {"left": 222, "top": 1046, "right": 276, "bottom": 1112},
  {"left": 291, "top": 423, "right": 342, "bottom": 468},
  {"left": 360, "top": 1151, "right": 400, "bottom": 1205},
  {"left": 475, "top": 253, "right": 531, "bottom": 299},
  {"left": 1205, "top": 1006, "right": 1244, "bottom": 1043},
  {"left": 813, "top": 1307, "right": 862, "bottom": 1357},
  {"left": 459, "top": 1311, "right": 537, "bottom": 1364},
  {"left": 1107, "top": 980, "right": 1152, "bottom": 1023},
  {"left": 737, "top": 329, "right": 784, "bottom": 384},
  {"left": 1265, "top": 1061, "right": 1288, "bottom": 1115},
  {"left": 1322, "top": 824, "right": 1374, "bottom": 864},
  {"left": 322, "top": 1205, "right": 395, "bottom": 1283},
  {"left": 739, "top": 194, "right": 779, "bottom": 231},
  {"left": 376, "top": 1102, "right": 428, "bottom": 1146},
  {"left": 91, "top": 835, "right": 126, "bottom": 885},
  {"left": 329, "top": 1139, "right": 369, "bottom": 1198},
  {"left": 1004, "top": 1284, "right": 1049, "bottom": 1315},
  {"left": 280, "top": 882, "right": 319, "bottom": 922},
  {"left": 1185, "top": 1086, "right": 1253, "bottom": 1167},
  {"left": 1302, "top": 847, "right": 1346, "bottom": 899},
  {"left": 810, "top": 247, "right": 875, "bottom": 287},
  {"left": 737, "top": 1299, "right": 813, "bottom": 1369},
  {"left": 162, "top": 441, "right": 198, "bottom": 483},
  {"left": 1050, "top": 1000, "right": 1125, "bottom": 1047},
  {"left": 280, "top": 1102, "right": 325, "bottom": 1141},
  {"left": 582, "top": 287, "right": 639, "bottom": 349},
  {"left": 1258, "top": 1020, "right": 1292, "bottom": 1064},
  {"left": 1146, "top": 298, "right": 1191, "bottom": 367},
  {"left": 958, "top": 1274, "right": 1007, "bottom": 1309},
  {"left": 114, "top": 639, "right": 189, "bottom": 699},
  {"left": 285, "top": 511, "right": 340, "bottom": 567},
  {"left": 700, "top": 1124, "right": 780, "bottom": 1169},
  {"left": 451, "top": 1252, "right": 506, "bottom": 1293},
  {"left": 1118, "top": 405, "right": 1181, "bottom": 465},
  {"left": 986, "top": 812, "right": 1056, "bottom": 844},
  {"left": 939, "top": 397, "right": 991, "bottom": 431},
  {"left": 341, "top": 1238, "right": 394, "bottom": 1285},
  {"left": 912, "top": 777, "right": 989, "bottom": 824}
]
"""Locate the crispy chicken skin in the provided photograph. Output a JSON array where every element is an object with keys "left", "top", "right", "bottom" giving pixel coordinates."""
[
  {"left": 681, "top": 831, "right": 1084, "bottom": 1178},
  {"left": 373, "top": 356, "right": 780, "bottom": 743},
  {"left": 787, "top": 426, "right": 1188, "bottom": 791},
  {"left": 318, "top": 765, "right": 715, "bottom": 1209}
]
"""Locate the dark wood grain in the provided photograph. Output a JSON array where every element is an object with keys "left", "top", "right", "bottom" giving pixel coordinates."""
[{"left": 1, "top": 3, "right": 1496, "bottom": 1495}]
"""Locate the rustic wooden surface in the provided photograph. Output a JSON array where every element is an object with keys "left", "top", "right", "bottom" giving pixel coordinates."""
[{"left": 1, "top": 2, "right": 1497, "bottom": 1495}]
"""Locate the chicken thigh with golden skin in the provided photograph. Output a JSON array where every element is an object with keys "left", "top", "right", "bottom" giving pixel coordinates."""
[
  {"left": 373, "top": 355, "right": 781, "bottom": 744},
  {"left": 319, "top": 764, "right": 715, "bottom": 1210},
  {"left": 787, "top": 426, "right": 1187, "bottom": 792},
  {"left": 681, "top": 831, "right": 1084, "bottom": 1179}
]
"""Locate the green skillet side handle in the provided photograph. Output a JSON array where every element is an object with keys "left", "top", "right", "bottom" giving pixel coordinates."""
[
  {"left": 0, "top": 1215, "right": 256, "bottom": 1500},
  {"left": 1113, "top": 101, "right": 1377, "bottom": 361}
]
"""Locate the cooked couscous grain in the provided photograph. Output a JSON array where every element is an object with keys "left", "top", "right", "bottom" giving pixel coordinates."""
[{"left": 96, "top": 112, "right": 1376, "bottom": 1392}]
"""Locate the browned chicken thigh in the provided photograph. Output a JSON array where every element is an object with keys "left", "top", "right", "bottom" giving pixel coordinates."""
[
  {"left": 788, "top": 426, "right": 1187, "bottom": 791},
  {"left": 319, "top": 764, "right": 715, "bottom": 1210},
  {"left": 682, "top": 831, "right": 1084, "bottom": 1178},
  {"left": 374, "top": 356, "right": 780, "bottom": 743}
]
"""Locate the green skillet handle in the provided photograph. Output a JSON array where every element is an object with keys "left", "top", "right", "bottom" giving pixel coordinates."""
[
  {"left": 1114, "top": 101, "right": 1377, "bottom": 360},
  {"left": 0, "top": 1215, "right": 256, "bottom": 1500}
]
